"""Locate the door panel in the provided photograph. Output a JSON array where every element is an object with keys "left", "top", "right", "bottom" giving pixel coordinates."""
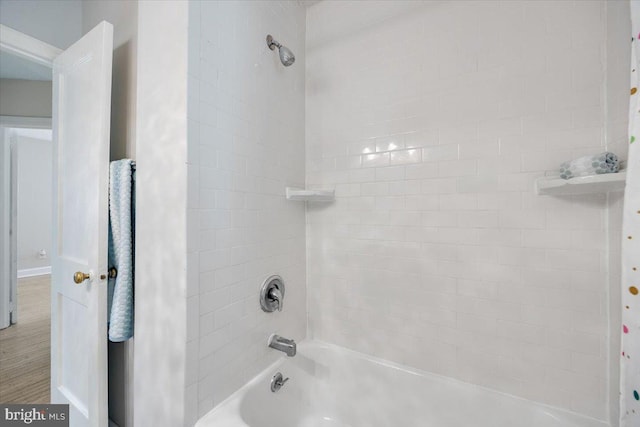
[{"left": 51, "top": 21, "right": 113, "bottom": 427}]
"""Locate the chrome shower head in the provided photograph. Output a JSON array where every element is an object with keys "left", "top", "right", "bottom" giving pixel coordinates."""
[
  {"left": 278, "top": 45, "right": 295, "bottom": 67},
  {"left": 266, "top": 34, "right": 295, "bottom": 67}
]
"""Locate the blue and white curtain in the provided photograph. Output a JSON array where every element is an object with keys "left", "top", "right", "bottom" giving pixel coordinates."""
[{"left": 621, "top": 2, "right": 640, "bottom": 425}]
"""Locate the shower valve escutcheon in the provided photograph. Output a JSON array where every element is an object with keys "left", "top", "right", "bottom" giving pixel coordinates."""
[
  {"left": 270, "top": 372, "right": 289, "bottom": 392},
  {"left": 260, "top": 275, "right": 285, "bottom": 312}
]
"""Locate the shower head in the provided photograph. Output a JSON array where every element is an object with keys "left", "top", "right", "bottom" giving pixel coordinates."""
[{"left": 266, "top": 34, "right": 295, "bottom": 67}]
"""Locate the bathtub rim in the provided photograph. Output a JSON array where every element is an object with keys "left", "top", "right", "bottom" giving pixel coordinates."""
[{"left": 300, "top": 340, "right": 609, "bottom": 426}]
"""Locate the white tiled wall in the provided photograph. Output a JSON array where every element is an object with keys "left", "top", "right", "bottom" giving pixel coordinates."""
[
  {"left": 606, "top": 1, "right": 631, "bottom": 426},
  {"left": 306, "top": 1, "right": 627, "bottom": 420},
  {"left": 186, "top": 1, "right": 306, "bottom": 423}
]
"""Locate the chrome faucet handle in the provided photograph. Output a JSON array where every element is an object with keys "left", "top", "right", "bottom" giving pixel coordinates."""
[
  {"left": 270, "top": 372, "right": 289, "bottom": 392},
  {"left": 260, "top": 275, "right": 285, "bottom": 313},
  {"left": 268, "top": 287, "right": 283, "bottom": 311}
]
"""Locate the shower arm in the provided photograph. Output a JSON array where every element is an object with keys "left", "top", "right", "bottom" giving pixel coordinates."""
[{"left": 266, "top": 35, "right": 281, "bottom": 51}]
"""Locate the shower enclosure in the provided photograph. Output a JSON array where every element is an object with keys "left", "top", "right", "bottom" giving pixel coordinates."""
[{"left": 132, "top": 1, "right": 636, "bottom": 426}]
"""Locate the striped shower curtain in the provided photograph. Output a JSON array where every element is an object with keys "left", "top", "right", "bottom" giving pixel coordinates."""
[{"left": 621, "top": 2, "right": 640, "bottom": 426}]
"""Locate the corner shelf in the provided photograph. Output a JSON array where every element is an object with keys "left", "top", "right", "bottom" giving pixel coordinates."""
[
  {"left": 285, "top": 187, "right": 335, "bottom": 202},
  {"left": 535, "top": 171, "right": 626, "bottom": 195}
]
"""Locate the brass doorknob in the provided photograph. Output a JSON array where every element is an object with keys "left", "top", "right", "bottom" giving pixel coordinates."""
[{"left": 73, "top": 271, "right": 90, "bottom": 284}]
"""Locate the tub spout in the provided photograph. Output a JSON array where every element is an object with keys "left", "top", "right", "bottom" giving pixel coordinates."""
[{"left": 268, "top": 334, "right": 296, "bottom": 357}]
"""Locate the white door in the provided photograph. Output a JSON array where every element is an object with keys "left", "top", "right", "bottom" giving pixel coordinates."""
[{"left": 51, "top": 21, "right": 113, "bottom": 427}]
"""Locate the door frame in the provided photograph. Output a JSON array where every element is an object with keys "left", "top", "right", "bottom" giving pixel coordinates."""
[
  {"left": 0, "top": 25, "right": 60, "bottom": 329},
  {"left": 0, "top": 118, "right": 52, "bottom": 328},
  {"left": 0, "top": 24, "right": 61, "bottom": 66},
  {"left": 0, "top": 126, "right": 11, "bottom": 329}
]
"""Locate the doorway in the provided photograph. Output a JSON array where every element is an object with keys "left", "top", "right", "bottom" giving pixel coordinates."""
[
  {"left": 0, "top": 43, "right": 54, "bottom": 404},
  {"left": 1, "top": 21, "right": 120, "bottom": 426}
]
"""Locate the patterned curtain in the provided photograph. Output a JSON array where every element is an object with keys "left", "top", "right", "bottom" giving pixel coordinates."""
[{"left": 621, "top": 2, "right": 640, "bottom": 425}]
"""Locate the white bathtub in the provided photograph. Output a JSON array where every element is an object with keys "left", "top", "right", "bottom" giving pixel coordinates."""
[{"left": 196, "top": 341, "right": 608, "bottom": 427}]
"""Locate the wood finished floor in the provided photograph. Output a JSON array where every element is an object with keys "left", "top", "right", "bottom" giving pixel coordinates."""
[{"left": 0, "top": 275, "right": 50, "bottom": 403}]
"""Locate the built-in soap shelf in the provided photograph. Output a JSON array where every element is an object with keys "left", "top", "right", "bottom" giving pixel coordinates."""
[
  {"left": 535, "top": 170, "right": 626, "bottom": 195},
  {"left": 285, "top": 187, "right": 335, "bottom": 202}
]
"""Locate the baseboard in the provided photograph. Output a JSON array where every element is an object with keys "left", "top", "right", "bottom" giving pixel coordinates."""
[{"left": 17, "top": 266, "right": 51, "bottom": 278}]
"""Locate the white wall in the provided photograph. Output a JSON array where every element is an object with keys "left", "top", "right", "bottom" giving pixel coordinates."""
[
  {"left": 15, "top": 132, "right": 52, "bottom": 273},
  {"left": 0, "top": 0, "right": 72, "bottom": 124},
  {"left": 134, "top": 2, "right": 189, "bottom": 427},
  {"left": 82, "top": 0, "right": 138, "bottom": 160},
  {"left": 186, "top": 0, "right": 306, "bottom": 422},
  {"left": 306, "top": 0, "right": 620, "bottom": 421},
  {"left": 0, "top": 79, "right": 52, "bottom": 118},
  {"left": 0, "top": 0, "right": 82, "bottom": 49},
  {"left": 0, "top": 1, "right": 83, "bottom": 121},
  {"left": 0, "top": 0, "right": 83, "bottom": 49}
]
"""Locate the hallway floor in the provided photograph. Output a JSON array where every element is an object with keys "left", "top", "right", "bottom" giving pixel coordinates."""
[{"left": 0, "top": 275, "right": 50, "bottom": 403}]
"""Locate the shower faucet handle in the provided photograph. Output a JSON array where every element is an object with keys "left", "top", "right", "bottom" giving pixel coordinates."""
[
  {"left": 268, "top": 287, "right": 283, "bottom": 311},
  {"left": 260, "top": 275, "right": 285, "bottom": 313}
]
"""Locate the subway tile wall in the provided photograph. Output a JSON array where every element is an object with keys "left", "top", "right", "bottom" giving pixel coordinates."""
[
  {"left": 186, "top": 1, "right": 306, "bottom": 423},
  {"left": 305, "top": 1, "right": 627, "bottom": 421},
  {"left": 606, "top": 1, "right": 631, "bottom": 426}
]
